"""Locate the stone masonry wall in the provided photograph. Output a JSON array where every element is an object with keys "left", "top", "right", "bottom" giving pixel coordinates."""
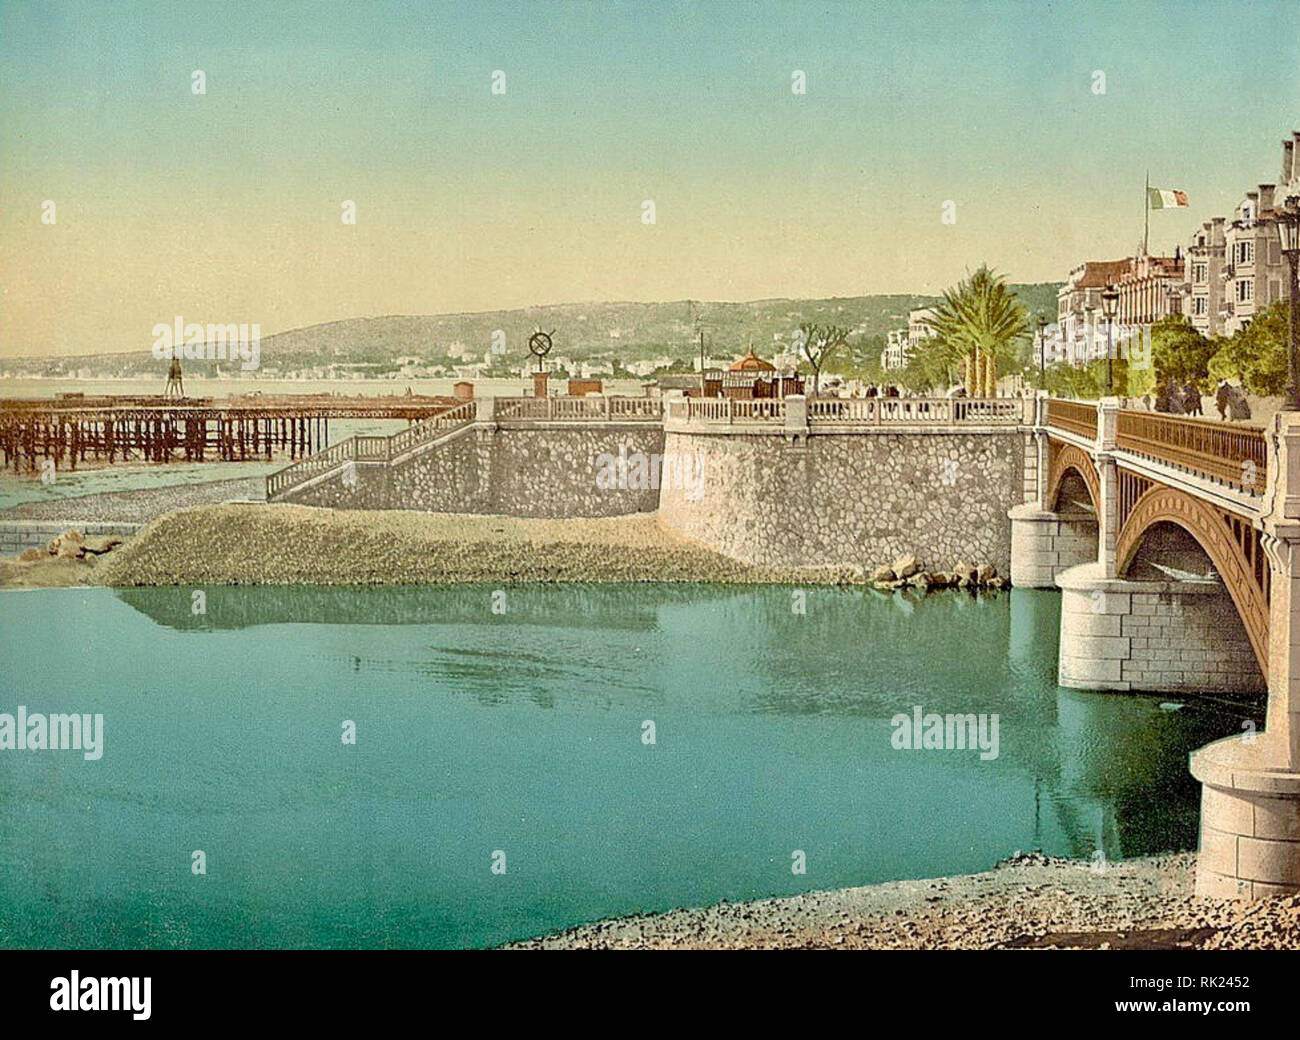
[
  {"left": 657, "top": 429, "right": 1024, "bottom": 572},
  {"left": 280, "top": 424, "right": 665, "bottom": 518}
]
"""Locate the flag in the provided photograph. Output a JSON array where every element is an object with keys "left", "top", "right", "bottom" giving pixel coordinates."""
[{"left": 1148, "top": 187, "right": 1189, "bottom": 209}]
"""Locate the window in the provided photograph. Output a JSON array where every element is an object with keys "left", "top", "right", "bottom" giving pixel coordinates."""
[
  {"left": 1237, "top": 279, "right": 1253, "bottom": 303},
  {"left": 1269, "top": 241, "right": 1281, "bottom": 265},
  {"left": 1194, "top": 263, "right": 1207, "bottom": 283},
  {"left": 1236, "top": 240, "right": 1254, "bottom": 265},
  {"left": 1193, "top": 296, "right": 1207, "bottom": 316}
]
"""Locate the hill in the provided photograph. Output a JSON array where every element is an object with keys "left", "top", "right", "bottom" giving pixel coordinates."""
[{"left": 3, "top": 286, "right": 1061, "bottom": 380}]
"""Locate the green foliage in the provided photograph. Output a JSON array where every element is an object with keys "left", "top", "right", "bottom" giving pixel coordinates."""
[
  {"left": 1208, "top": 301, "right": 1290, "bottom": 395},
  {"left": 916, "top": 265, "right": 1029, "bottom": 388},
  {"left": 1149, "top": 316, "right": 1215, "bottom": 389}
]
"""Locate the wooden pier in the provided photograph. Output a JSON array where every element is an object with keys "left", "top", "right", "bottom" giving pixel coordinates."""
[{"left": 0, "top": 393, "right": 461, "bottom": 472}]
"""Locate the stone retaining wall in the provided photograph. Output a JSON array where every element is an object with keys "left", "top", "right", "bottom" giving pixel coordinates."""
[
  {"left": 280, "top": 423, "right": 666, "bottom": 518},
  {"left": 657, "top": 428, "right": 1027, "bottom": 571}
]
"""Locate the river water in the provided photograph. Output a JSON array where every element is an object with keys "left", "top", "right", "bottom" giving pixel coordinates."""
[{"left": 0, "top": 584, "right": 1258, "bottom": 949}]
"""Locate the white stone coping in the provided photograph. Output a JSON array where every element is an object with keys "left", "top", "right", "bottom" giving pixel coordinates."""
[
  {"left": 1055, "top": 560, "right": 1225, "bottom": 596},
  {"left": 1191, "top": 735, "right": 1300, "bottom": 796}
]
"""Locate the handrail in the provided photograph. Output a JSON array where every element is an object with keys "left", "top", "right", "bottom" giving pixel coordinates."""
[
  {"left": 1044, "top": 399, "right": 1098, "bottom": 440},
  {"left": 1115, "top": 410, "right": 1267, "bottom": 495}
]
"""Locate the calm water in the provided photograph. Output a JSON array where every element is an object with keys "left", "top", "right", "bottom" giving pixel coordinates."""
[{"left": 0, "top": 585, "right": 1258, "bottom": 949}]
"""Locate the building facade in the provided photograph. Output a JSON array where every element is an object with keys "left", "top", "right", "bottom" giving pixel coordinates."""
[
  {"left": 1181, "top": 218, "right": 1227, "bottom": 337},
  {"left": 1056, "top": 259, "right": 1130, "bottom": 365},
  {"left": 1221, "top": 184, "right": 1288, "bottom": 335}
]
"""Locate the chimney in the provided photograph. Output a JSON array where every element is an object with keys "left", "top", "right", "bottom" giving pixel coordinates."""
[
  {"left": 1259, "top": 183, "right": 1276, "bottom": 213},
  {"left": 1284, "top": 138, "right": 1295, "bottom": 186}
]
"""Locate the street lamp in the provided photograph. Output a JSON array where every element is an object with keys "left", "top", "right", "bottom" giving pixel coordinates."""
[
  {"left": 1101, "top": 284, "right": 1120, "bottom": 393},
  {"left": 1276, "top": 195, "right": 1300, "bottom": 411},
  {"left": 1037, "top": 316, "right": 1048, "bottom": 383}
]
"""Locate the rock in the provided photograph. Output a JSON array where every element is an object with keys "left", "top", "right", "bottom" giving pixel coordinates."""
[
  {"left": 911, "top": 574, "right": 930, "bottom": 592},
  {"left": 977, "top": 563, "right": 997, "bottom": 583},
  {"left": 81, "top": 535, "right": 122, "bottom": 555},
  {"left": 871, "top": 580, "right": 895, "bottom": 591},
  {"left": 992, "top": 575, "right": 1011, "bottom": 589},
  {"left": 56, "top": 540, "right": 84, "bottom": 559},
  {"left": 952, "top": 560, "right": 976, "bottom": 583},
  {"left": 17, "top": 549, "right": 43, "bottom": 562},
  {"left": 892, "top": 554, "right": 920, "bottom": 579},
  {"left": 927, "top": 572, "right": 952, "bottom": 587},
  {"left": 871, "top": 564, "right": 896, "bottom": 582}
]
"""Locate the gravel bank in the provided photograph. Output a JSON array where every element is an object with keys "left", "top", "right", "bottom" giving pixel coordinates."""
[
  {"left": 97, "top": 504, "right": 863, "bottom": 586},
  {"left": 0, "top": 476, "right": 265, "bottom": 524},
  {"left": 509, "top": 852, "right": 1300, "bottom": 950}
]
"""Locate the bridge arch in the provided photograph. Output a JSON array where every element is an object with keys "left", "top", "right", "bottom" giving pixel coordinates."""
[
  {"left": 1046, "top": 442, "right": 1100, "bottom": 514},
  {"left": 1114, "top": 483, "right": 1269, "bottom": 676}
]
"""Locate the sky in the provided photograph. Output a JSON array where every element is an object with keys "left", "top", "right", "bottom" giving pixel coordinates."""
[{"left": 2, "top": 0, "right": 1299, "bottom": 357}]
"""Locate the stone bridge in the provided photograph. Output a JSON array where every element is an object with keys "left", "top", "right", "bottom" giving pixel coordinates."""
[{"left": 1012, "top": 396, "right": 1300, "bottom": 898}]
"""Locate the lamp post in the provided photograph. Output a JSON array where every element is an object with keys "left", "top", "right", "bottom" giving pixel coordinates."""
[
  {"left": 1101, "top": 285, "right": 1120, "bottom": 393},
  {"left": 1276, "top": 195, "right": 1300, "bottom": 411},
  {"left": 1037, "top": 316, "right": 1048, "bottom": 384}
]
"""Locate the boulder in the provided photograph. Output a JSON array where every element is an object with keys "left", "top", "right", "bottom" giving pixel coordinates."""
[
  {"left": 952, "top": 560, "right": 977, "bottom": 583},
  {"left": 17, "top": 548, "right": 43, "bottom": 562},
  {"left": 81, "top": 535, "right": 122, "bottom": 555},
  {"left": 927, "top": 572, "right": 952, "bottom": 587},
  {"left": 892, "top": 554, "right": 920, "bottom": 579},
  {"left": 871, "top": 564, "right": 896, "bottom": 583},
  {"left": 977, "top": 563, "right": 997, "bottom": 584},
  {"left": 992, "top": 575, "right": 1011, "bottom": 589},
  {"left": 56, "top": 540, "right": 84, "bottom": 559}
]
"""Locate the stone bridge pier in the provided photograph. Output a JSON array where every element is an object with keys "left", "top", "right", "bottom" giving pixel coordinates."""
[{"left": 1011, "top": 395, "right": 1300, "bottom": 897}]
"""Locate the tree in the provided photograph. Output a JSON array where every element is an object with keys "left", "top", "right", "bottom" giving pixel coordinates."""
[
  {"left": 1149, "top": 315, "right": 1215, "bottom": 389},
  {"left": 1208, "top": 302, "right": 1289, "bottom": 395},
  {"left": 797, "top": 323, "right": 850, "bottom": 395},
  {"left": 921, "top": 265, "right": 1028, "bottom": 396}
]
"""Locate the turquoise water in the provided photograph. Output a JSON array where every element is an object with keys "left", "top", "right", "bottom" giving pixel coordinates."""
[{"left": 0, "top": 585, "right": 1258, "bottom": 949}]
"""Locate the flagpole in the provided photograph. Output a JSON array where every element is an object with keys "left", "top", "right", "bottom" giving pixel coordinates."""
[{"left": 1143, "top": 170, "right": 1149, "bottom": 257}]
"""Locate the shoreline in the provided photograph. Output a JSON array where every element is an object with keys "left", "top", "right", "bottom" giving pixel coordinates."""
[{"left": 507, "top": 852, "right": 1300, "bottom": 950}]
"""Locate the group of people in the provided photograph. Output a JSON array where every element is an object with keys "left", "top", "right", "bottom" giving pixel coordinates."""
[{"left": 1142, "top": 379, "right": 1252, "bottom": 421}]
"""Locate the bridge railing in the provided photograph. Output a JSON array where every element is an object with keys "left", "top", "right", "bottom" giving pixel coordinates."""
[
  {"left": 1115, "top": 410, "right": 1268, "bottom": 495},
  {"left": 1044, "top": 398, "right": 1099, "bottom": 440},
  {"left": 1041, "top": 398, "right": 1269, "bottom": 496}
]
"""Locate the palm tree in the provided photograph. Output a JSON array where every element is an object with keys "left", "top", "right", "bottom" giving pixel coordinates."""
[{"left": 922, "top": 265, "right": 1028, "bottom": 397}]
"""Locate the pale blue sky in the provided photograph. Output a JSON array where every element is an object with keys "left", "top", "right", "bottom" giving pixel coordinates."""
[{"left": 2, "top": 0, "right": 1298, "bottom": 354}]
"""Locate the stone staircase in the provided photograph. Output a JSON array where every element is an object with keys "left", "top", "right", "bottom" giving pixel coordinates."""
[{"left": 266, "top": 399, "right": 478, "bottom": 500}]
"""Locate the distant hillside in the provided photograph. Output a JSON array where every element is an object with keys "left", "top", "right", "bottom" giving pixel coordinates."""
[{"left": 3, "top": 286, "right": 1061, "bottom": 379}]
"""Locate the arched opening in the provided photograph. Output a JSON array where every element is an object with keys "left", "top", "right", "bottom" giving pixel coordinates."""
[
  {"left": 1125, "top": 521, "right": 1217, "bottom": 582},
  {"left": 1050, "top": 467, "right": 1099, "bottom": 571},
  {"left": 1116, "top": 512, "right": 1266, "bottom": 691}
]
